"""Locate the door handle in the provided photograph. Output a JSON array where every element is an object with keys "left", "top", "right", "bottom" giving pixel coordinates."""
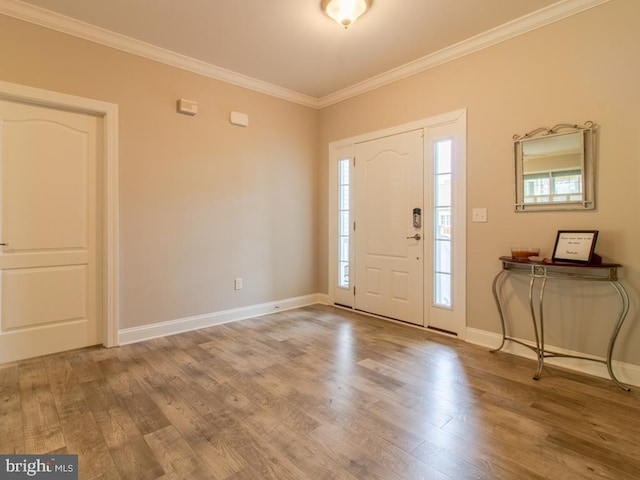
[{"left": 406, "top": 234, "right": 421, "bottom": 240}]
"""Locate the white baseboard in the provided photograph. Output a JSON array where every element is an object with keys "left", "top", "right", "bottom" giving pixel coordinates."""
[
  {"left": 466, "top": 327, "right": 640, "bottom": 388},
  {"left": 118, "top": 293, "right": 329, "bottom": 345}
]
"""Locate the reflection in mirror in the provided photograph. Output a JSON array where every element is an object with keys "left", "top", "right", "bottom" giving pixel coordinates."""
[
  {"left": 522, "top": 132, "right": 582, "bottom": 204},
  {"left": 514, "top": 122, "right": 596, "bottom": 212}
]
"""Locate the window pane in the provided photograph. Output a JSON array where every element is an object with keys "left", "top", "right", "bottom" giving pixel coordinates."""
[
  {"left": 524, "top": 176, "right": 550, "bottom": 196},
  {"left": 340, "top": 236, "right": 349, "bottom": 262},
  {"left": 337, "top": 158, "right": 350, "bottom": 289},
  {"left": 435, "top": 140, "right": 452, "bottom": 173},
  {"left": 435, "top": 174, "right": 451, "bottom": 207},
  {"left": 552, "top": 170, "right": 582, "bottom": 195},
  {"left": 433, "top": 139, "right": 453, "bottom": 309},
  {"left": 339, "top": 160, "right": 350, "bottom": 184},
  {"left": 339, "top": 185, "right": 350, "bottom": 210},
  {"left": 434, "top": 273, "right": 451, "bottom": 307},
  {"left": 340, "top": 211, "right": 349, "bottom": 236},
  {"left": 434, "top": 240, "right": 451, "bottom": 273},
  {"left": 435, "top": 207, "right": 451, "bottom": 240},
  {"left": 338, "top": 262, "right": 349, "bottom": 288}
]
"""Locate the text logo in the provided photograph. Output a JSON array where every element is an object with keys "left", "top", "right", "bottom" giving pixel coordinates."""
[{"left": 0, "top": 455, "right": 78, "bottom": 480}]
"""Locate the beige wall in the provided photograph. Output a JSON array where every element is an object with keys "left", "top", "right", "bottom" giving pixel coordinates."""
[
  {"left": 0, "top": 15, "right": 319, "bottom": 329},
  {"left": 318, "top": 0, "right": 640, "bottom": 364},
  {"left": 1, "top": 0, "right": 639, "bottom": 368}
]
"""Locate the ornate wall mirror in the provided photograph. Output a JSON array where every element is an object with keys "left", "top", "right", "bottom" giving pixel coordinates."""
[{"left": 514, "top": 121, "right": 596, "bottom": 212}]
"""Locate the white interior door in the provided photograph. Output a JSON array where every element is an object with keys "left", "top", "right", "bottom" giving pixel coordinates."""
[
  {"left": 0, "top": 99, "right": 101, "bottom": 363},
  {"left": 354, "top": 129, "right": 424, "bottom": 325}
]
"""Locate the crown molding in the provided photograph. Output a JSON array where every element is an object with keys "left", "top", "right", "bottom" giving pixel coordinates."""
[
  {"left": 318, "top": 0, "right": 612, "bottom": 108},
  {"left": 0, "top": 0, "right": 320, "bottom": 109},
  {"left": 0, "top": 0, "right": 610, "bottom": 110}
]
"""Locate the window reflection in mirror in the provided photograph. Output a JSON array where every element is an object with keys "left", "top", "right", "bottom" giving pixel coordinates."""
[
  {"left": 514, "top": 122, "right": 595, "bottom": 212},
  {"left": 522, "top": 132, "right": 582, "bottom": 204}
]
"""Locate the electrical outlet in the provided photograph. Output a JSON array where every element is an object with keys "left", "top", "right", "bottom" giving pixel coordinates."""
[{"left": 234, "top": 278, "right": 243, "bottom": 290}]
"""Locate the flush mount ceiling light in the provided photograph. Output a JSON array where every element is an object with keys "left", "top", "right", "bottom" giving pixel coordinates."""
[{"left": 322, "top": 0, "right": 371, "bottom": 28}]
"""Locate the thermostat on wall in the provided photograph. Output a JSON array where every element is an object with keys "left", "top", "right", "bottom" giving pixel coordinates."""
[{"left": 177, "top": 98, "right": 198, "bottom": 116}]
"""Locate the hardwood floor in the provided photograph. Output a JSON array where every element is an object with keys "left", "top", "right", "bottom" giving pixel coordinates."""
[{"left": 2, "top": 304, "right": 639, "bottom": 479}]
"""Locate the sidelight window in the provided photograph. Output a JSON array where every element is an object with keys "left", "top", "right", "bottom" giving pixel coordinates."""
[
  {"left": 338, "top": 158, "right": 350, "bottom": 289},
  {"left": 433, "top": 140, "right": 452, "bottom": 308}
]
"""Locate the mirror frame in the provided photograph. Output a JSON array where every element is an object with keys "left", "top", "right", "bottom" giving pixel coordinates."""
[{"left": 514, "top": 121, "right": 596, "bottom": 212}]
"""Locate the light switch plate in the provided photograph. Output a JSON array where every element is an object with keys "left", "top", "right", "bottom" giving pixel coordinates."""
[{"left": 472, "top": 208, "right": 487, "bottom": 223}]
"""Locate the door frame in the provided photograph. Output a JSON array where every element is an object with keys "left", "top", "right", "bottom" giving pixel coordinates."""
[
  {"left": 0, "top": 80, "right": 119, "bottom": 348},
  {"left": 328, "top": 109, "right": 466, "bottom": 337}
]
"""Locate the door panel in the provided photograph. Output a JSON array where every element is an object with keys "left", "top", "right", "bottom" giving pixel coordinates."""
[
  {"left": 391, "top": 270, "right": 409, "bottom": 301},
  {"left": 354, "top": 130, "right": 424, "bottom": 325},
  {"left": 0, "top": 99, "right": 100, "bottom": 363},
  {"left": 4, "top": 120, "right": 88, "bottom": 249},
  {"left": 3, "top": 266, "right": 87, "bottom": 329}
]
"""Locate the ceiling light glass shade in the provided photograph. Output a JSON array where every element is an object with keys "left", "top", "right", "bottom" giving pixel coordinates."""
[{"left": 324, "top": 0, "right": 369, "bottom": 28}]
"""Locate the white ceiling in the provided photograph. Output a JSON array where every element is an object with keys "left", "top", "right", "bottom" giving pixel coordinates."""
[{"left": 3, "top": 0, "right": 605, "bottom": 106}]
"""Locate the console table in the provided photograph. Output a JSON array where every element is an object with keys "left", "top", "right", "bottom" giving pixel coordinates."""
[{"left": 491, "top": 256, "right": 630, "bottom": 391}]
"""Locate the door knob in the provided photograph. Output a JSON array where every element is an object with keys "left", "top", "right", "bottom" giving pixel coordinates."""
[{"left": 406, "top": 233, "right": 421, "bottom": 240}]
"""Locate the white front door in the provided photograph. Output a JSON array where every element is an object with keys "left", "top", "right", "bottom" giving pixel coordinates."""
[
  {"left": 0, "top": 99, "right": 101, "bottom": 363},
  {"left": 354, "top": 129, "right": 424, "bottom": 325}
]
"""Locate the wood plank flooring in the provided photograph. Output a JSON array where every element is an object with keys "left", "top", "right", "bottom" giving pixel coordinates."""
[{"left": 2, "top": 304, "right": 640, "bottom": 479}]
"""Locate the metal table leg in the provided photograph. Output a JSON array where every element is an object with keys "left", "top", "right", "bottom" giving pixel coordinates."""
[
  {"left": 607, "top": 281, "right": 631, "bottom": 391},
  {"left": 491, "top": 270, "right": 507, "bottom": 353}
]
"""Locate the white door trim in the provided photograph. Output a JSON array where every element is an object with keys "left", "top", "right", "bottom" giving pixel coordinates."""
[
  {"left": 0, "top": 80, "right": 119, "bottom": 348},
  {"left": 328, "top": 109, "right": 466, "bottom": 334}
]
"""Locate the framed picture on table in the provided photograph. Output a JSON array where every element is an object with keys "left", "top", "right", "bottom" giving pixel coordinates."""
[{"left": 552, "top": 230, "right": 598, "bottom": 264}]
